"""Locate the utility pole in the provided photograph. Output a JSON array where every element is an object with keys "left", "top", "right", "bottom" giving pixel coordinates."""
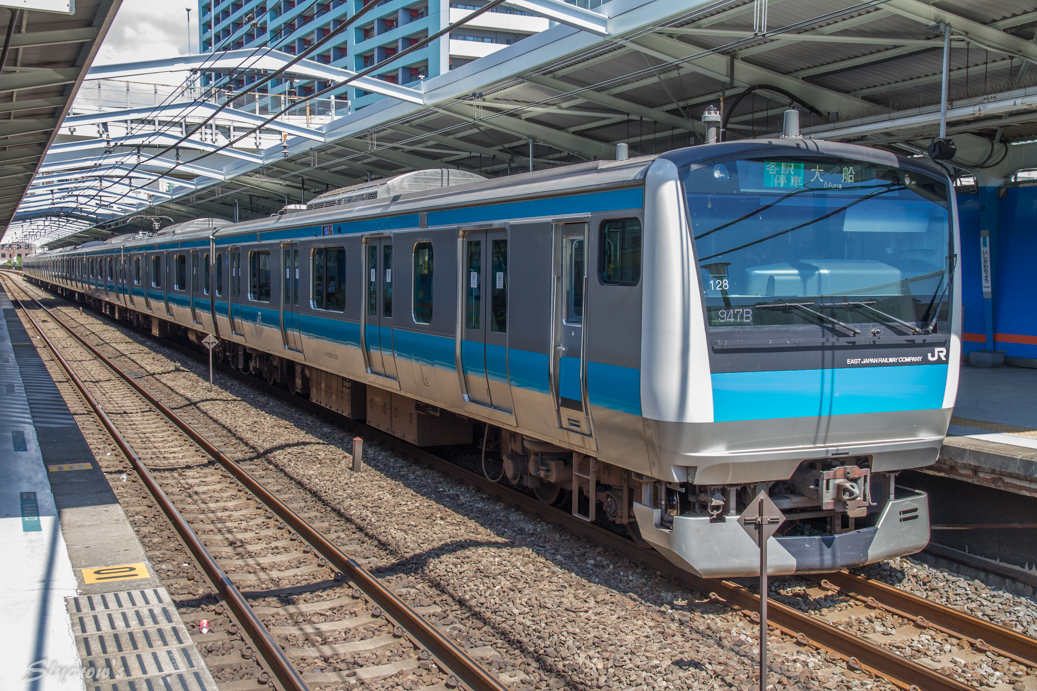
[{"left": 186, "top": 8, "right": 192, "bottom": 55}]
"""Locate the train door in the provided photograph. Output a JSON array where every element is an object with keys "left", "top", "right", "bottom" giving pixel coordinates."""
[
  {"left": 281, "top": 243, "right": 302, "bottom": 352},
  {"left": 364, "top": 237, "right": 397, "bottom": 380},
  {"left": 229, "top": 248, "right": 242, "bottom": 334},
  {"left": 551, "top": 222, "right": 592, "bottom": 436},
  {"left": 460, "top": 228, "right": 512, "bottom": 412}
]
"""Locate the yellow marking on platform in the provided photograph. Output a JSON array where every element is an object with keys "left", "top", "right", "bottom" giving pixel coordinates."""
[
  {"left": 47, "top": 463, "right": 92, "bottom": 472},
  {"left": 950, "top": 417, "right": 1037, "bottom": 439},
  {"left": 82, "top": 563, "right": 150, "bottom": 584}
]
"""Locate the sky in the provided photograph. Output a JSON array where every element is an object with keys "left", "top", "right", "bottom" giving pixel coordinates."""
[{"left": 93, "top": 0, "right": 197, "bottom": 85}]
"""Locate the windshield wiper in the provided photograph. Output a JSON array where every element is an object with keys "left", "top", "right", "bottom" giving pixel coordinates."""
[
  {"left": 921, "top": 254, "right": 957, "bottom": 334},
  {"left": 757, "top": 302, "right": 860, "bottom": 336},
  {"left": 820, "top": 301, "right": 922, "bottom": 334}
]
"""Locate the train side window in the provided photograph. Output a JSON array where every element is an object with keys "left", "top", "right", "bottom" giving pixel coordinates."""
[
  {"left": 383, "top": 244, "right": 393, "bottom": 317},
  {"left": 312, "top": 247, "right": 346, "bottom": 312},
  {"left": 413, "top": 242, "right": 433, "bottom": 324},
  {"left": 465, "top": 240, "right": 480, "bottom": 329},
  {"left": 133, "top": 257, "right": 141, "bottom": 284},
  {"left": 175, "top": 254, "right": 187, "bottom": 290},
  {"left": 599, "top": 218, "right": 642, "bottom": 286},
  {"left": 564, "top": 237, "right": 585, "bottom": 323},
  {"left": 107, "top": 257, "right": 114, "bottom": 281},
  {"left": 203, "top": 253, "right": 210, "bottom": 295},
  {"left": 490, "top": 239, "right": 507, "bottom": 333},
  {"left": 249, "top": 250, "right": 271, "bottom": 302},
  {"left": 366, "top": 245, "right": 377, "bottom": 316},
  {"left": 215, "top": 253, "right": 223, "bottom": 297},
  {"left": 151, "top": 256, "right": 161, "bottom": 287},
  {"left": 312, "top": 247, "right": 325, "bottom": 309}
]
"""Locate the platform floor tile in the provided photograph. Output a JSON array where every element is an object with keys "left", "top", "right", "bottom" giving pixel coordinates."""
[{"left": 66, "top": 587, "right": 218, "bottom": 691}]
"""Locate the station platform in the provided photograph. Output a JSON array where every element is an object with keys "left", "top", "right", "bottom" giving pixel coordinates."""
[
  {"left": 0, "top": 287, "right": 216, "bottom": 691},
  {"left": 938, "top": 364, "right": 1037, "bottom": 497}
]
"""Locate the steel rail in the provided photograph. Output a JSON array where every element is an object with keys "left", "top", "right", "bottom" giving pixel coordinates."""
[
  {"left": 4, "top": 277, "right": 510, "bottom": 691},
  {"left": 1, "top": 278, "right": 310, "bottom": 691},
  {"left": 811, "top": 570, "right": 1037, "bottom": 668},
  {"left": 11, "top": 275, "right": 989, "bottom": 691}
]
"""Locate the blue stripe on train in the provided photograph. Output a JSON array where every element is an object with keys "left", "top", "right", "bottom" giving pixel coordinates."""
[{"left": 710, "top": 364, "right": 948, "bottom": 422}]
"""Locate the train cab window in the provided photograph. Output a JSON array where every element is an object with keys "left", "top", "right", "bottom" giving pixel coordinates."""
[
  {"left": 412, "top": 242, "right": 433, "bottom": 324},
  {"left": 311, "top": 247, "right": 345, "bottom": 312},
  {"left": 490, "top": 239, "right": 507, "bottom": 333},
  {"left": 133, "top": 257, "right": 141, "bottom": 284},
  {"left": 599, "top": 218, "right": 642, "bottom": 286},
  {"left": 151, "top": 256, "right": 162, "bottom": 288},
  {"left": 203, "top": 253, "right": 210, "bottom": 295},
  {"left": 249, "top": 250, "right": 271, "bottom": 302},
  {"left": 175, "top": 254, "right": 187, "bottom": 290},
  {"left": 564, "top": 237, "right": 585, "bottom": 323},
  {"left": 215, "top": 253, "right": 223, "bottom": 297}
]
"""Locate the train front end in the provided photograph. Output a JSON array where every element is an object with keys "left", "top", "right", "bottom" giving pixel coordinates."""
[{"left": 634, "top": 139, "right": 959, "bottom": 578}]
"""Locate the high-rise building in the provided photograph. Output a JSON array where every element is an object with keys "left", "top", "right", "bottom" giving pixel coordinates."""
[{"left": 199, "top": 0, "right": 551, "bottom": 109}]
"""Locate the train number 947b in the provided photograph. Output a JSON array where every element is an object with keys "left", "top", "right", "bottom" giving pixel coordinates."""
[{"left": 713, "top": 308, "right": 754, "bottom": 324}]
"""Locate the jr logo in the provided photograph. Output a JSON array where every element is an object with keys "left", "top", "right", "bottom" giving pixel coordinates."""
[{"left": 928, "top": 347, "right": 948, "bottom": 362}]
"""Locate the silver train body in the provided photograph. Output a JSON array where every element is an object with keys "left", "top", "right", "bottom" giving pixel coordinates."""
[{"left": 26, "top": 138, "right": 961, "bottom": 578}]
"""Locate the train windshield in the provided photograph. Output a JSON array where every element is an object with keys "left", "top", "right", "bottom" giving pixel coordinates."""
[{"left": 681, "top": 156, "right": 953, "bottom": 332}]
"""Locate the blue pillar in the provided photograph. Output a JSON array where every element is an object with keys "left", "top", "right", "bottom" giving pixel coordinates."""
[{"left": 978, "top": 185, "right": 999, "bottom": 352}]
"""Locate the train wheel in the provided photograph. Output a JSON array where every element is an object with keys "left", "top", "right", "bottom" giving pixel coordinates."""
[{"left": 533, "top": 482, "right": 565, "bottom": 506}]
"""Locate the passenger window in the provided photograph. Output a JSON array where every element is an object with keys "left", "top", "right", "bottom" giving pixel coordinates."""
[
  {"left": 383, "top": 244, "right": 393, "bottom": 317},
  {"left": 490, "top": 239, "right": 507, "bottom": 333},
  {"left": 312, "top": 247, "right": 345, "bottom": 312},
  {"left": 565, "top": 237, "right": 585, "bottom": 323},
  {"left": 600, "top": 218, "right": 642, "bottom": 285},
  {"left": 249, "top": 250, "right": 271, "bottom": 302},
  {"left": 366, "top": 245, "right": 377, "bottom": 316},
  {"left": 134, "top": 257, "right": 141, "bottom": 285},
  {"left": 175, "top": 254, "right": 187, "bottom": 290},
  {"left": 465, "top": 240, "right": 480, "bottom": 329},
  {"left": 413, "top": 242, "right": 433, "bottom": 324},
  {"left": 151, "top": 255, "right": 162, "bottom": 288},
  {"left": 203, "top": 253, "right": 210, "bottom": 295},
  {"left": 215, "top": 253, "right": 223, "bottom": 297}
]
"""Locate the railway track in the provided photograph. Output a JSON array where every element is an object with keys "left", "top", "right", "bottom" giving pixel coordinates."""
[
  {"left": 9, "top": 273, "right": 1037, "bottom": 691},
  {"left": 2, "top": 275, "right": 510, "bottom": 691}
]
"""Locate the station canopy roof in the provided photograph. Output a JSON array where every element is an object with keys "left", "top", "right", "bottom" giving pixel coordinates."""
[
  {"left": 10, "top": 0, "right": 1037, "bottom": 249},
  {"left": 0, "top": 0, "right": 118, "bottom": 244}
]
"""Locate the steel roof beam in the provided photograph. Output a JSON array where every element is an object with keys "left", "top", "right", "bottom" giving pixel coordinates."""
[
  {"left": 39, "top": 155, "right": 225, "bottom": 181},
  {"left": 524, "top": 75, "right": 701, "bottom": 133},
  {"left": 442, "top": 103, "right": 613, "bottom": 159},
  {"left": 86, "top": 49, "right": 425, "bottom": 105},
  {"left": 63, "top": 101, "right": 324, "bottom": 141},
  {"left": 660, "top": 27, "right": 943, "bottom": 47},
  {"left": 883, "top": 0, "right": 1037, "bottom": 66},
  {"left": 49, "top": 132, "right": 264, "bottom": 164},
  {"left": 0, "top": 68, "right": 81, "bottom": 94},
  {"left": 0, "top": 27, "right": 100, "bottom": 50},
  {"left": 629, "top": 33, "right": 876, "bottom": 117},
  {"left": 504, "top": 0, "right": 609, "bottom": 36}
]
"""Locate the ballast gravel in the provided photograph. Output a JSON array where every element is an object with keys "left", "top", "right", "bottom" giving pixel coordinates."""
[{"left": 26, "top": 287, "right": 1037, "bottom": 691}]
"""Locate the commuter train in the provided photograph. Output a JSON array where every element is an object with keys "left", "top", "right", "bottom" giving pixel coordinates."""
[{"left": 25, "top": 137, "right": 961, "bottom": 578}]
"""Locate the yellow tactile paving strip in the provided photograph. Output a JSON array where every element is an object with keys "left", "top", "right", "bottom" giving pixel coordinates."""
[{"left": 950, "top": 417, "right": 1037, "bottom": 439}]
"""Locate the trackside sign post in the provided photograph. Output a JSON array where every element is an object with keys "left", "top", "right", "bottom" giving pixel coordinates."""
[
  {"left": 202, "top": 334, "right": 219, "bottom": 389},
  {"left": 739, "top": 491, "right": 786, "bottom": 691}
]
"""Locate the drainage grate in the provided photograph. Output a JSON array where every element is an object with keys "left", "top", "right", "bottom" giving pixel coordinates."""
[{"left": 66, "top": 588, "right": 218, "bottom": 691}]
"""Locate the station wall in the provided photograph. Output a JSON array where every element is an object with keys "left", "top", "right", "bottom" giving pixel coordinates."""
[{"left": 957, "top": 186, "right": 1037, "bottom": 365}]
